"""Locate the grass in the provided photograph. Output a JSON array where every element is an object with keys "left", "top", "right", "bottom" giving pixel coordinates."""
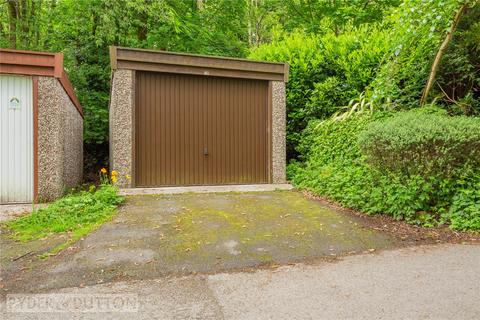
[{"left": 2, "top": 184, "right": 124, "bottom": 255}]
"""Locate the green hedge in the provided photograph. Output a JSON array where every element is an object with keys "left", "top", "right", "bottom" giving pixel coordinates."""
[
  {"left": 358, "top": 111, "right": 480, "bottom": 178},
  {"left": 290, "top": 110, "right": 480, "bottom": 231},
  {"left": 249, "top": 27, "right": 389, "bottom": 157}
]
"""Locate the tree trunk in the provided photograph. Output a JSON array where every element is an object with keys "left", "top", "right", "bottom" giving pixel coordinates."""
[
  {"left": 7, "top": 0, "right": 18, "bottom": 48},
  {"left": 19, "top": 0, "right": 29, "bottom": 47},
  {"left": 137, "top": 8, "right": 148, "bottom": 42},
  {"left": 32, "top": 0, "right": 40, "bottom": 47},
  {"left": 32, "top": 0, "right": 36, "bottom": 46},
  {"left": 45, "top": 0, "right": 56, "bottom": 47},
  {"left": 420, "top": 4, "right": 466, "bottom": 106},
  {"left": 248, "top": 0, "right": 258, "bottom": 46}
]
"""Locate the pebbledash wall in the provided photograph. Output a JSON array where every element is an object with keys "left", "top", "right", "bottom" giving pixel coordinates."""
[
  {"left": 37, "top": 76, "right": 83, "bottom": 201},
  {"left": 0, "top": 49, "right": 83, "bottom": 203},
  {"left": 109, "top": 47, "right": 288, "bottom": 188}
]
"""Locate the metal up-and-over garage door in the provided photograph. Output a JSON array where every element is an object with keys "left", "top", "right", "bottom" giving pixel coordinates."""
[
  {"left": 135, "top": 71, "right": 270, "bottom": 187},
  {"left": 0, "top": 75, "right": 34, "bottom": 203}
]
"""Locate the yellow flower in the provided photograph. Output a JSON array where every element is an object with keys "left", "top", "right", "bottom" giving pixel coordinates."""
[
  {"left": 111, "top": 170, "right": 118, "bottom": 177},
  {"left": 111, "top": 175, "right": 118, "bottom": 184},
  {"left": 100, "top": 168, "right": 107, "bottom": 174},
  {"left": 125, "top": 174, "right": 131, "bottom": 180}
]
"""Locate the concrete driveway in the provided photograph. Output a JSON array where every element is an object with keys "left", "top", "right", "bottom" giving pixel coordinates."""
[{"left": 1, "top": 190, "right": 399, "bottom": 293}]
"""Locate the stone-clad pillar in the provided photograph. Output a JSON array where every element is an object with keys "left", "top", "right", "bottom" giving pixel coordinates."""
[
  {"left": 271, "top": 81, "right": 286, "bottom": 183},
  {"left": 109, "top": 69, "right": 134, "bottom": 187}
]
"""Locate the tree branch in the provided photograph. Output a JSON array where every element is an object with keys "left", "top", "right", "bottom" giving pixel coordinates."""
[{"left": 420, "top": 3, "right": 466, "bottom": 106}]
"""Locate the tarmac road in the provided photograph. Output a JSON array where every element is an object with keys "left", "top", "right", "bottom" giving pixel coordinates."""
[{"left": 2, "top": 243, "right": 479, "bottom": 320}]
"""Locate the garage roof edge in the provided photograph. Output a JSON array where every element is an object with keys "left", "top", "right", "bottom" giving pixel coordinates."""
[
  {"left": 110, "top": 46, "right": 289, "bottom": 82},
  {"left": 0, "top": 48, "right": 83, "bottom": 117}
]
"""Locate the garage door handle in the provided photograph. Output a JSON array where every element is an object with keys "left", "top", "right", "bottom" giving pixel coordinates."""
[{"left": 203, "top": 147, "right": 209, "bottom": 156}]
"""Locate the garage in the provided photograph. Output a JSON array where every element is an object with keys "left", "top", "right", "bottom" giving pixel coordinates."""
[
  {"left": 109, "top": 47, "right": 288, "bottom": 188},
  {"left": 0, "top": 49, "right": 83, "bottom": 203}
]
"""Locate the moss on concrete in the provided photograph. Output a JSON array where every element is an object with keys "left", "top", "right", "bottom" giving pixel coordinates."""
[{"left": 126, "top": 190, "right": 396, "bottom": 265}]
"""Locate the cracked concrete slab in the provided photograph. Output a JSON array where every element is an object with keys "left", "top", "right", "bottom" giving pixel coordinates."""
[{"left": 0, "top": 204, "right": 48, "bottom": 222}]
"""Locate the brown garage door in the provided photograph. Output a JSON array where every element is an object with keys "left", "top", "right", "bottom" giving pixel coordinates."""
[{"left": 135, "top": 71, "right": 270, "bottom": 186}]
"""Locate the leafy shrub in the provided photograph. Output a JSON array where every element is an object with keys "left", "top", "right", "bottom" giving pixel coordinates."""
[
  {"left": 249, "top": 32, "right": 326, "bottom": 157},
  {"left": 290, "top": 111, "right": 480, "bottom": 231},
  {"left": 358, "top": 111, "right": 480, "bottom": 178},
  {"left": 307, "top": 77, "right": 353, "bottom": 120},
  {"left": 289, "top": 113, "right": 382, "bottom": 212},
  {"left": 4, "top": 184, "right": 124, "bottom": 242},
  {"left": 446, "top": 174, "right": 480, "bottom": 231},
  {"left": 250, "top": 27, "right": 389, "bottom": 157},
  {"left": 293, "top": 112, "right": 379, "bottom": 165}
]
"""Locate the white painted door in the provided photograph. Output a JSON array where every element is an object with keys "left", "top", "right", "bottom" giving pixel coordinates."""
[{"left": 0, "top": 75, "right": 34, "bottom": 203}]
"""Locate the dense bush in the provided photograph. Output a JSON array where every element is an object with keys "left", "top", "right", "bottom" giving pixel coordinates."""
[
  {"left": 251, "top": 1, "right": 479, "bottom": 160},
  {"left": 250, "top": 27, "right": 389, "bottom": 157},
  {"left": 358, "top": 111, "right": 480, "bottom": 177},
  {"left": 447, "top": 174, "right": 480, "bottom": 231},
  {"left": 289, "top": 111, "right": 480, "bottom": 230}
]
